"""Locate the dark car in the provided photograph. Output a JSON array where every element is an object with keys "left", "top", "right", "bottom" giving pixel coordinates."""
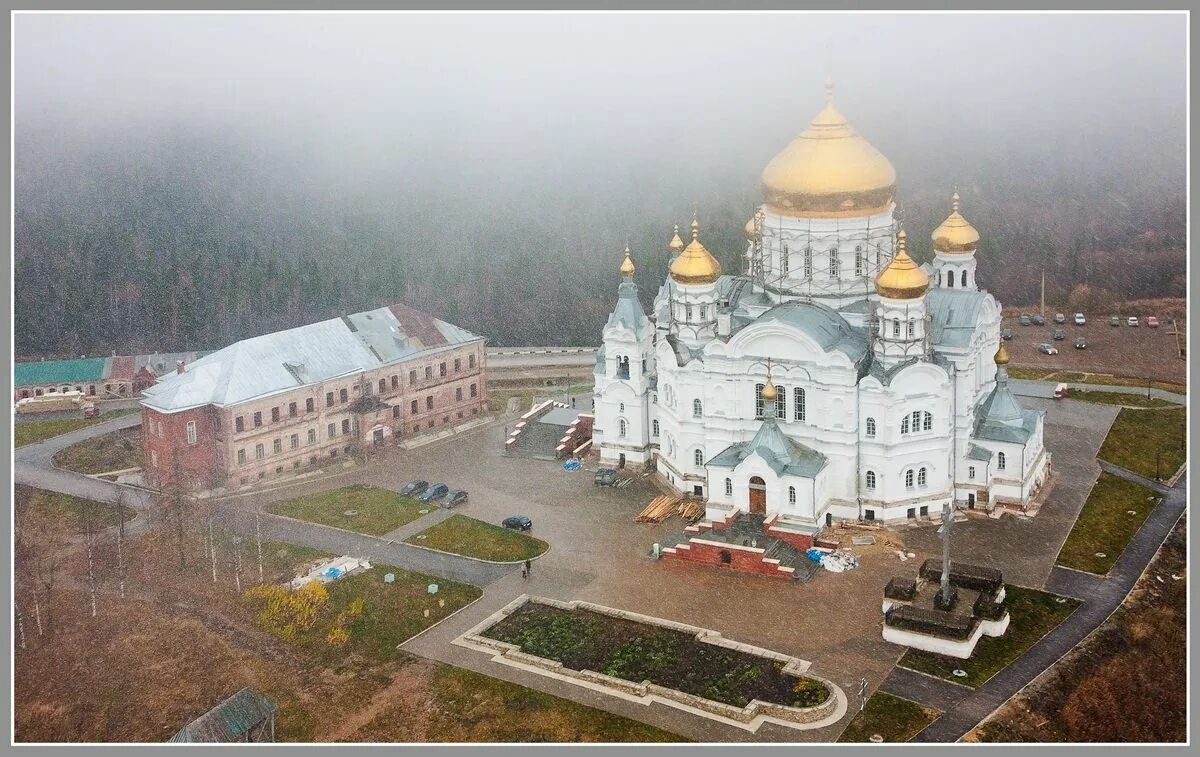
[
  {"left": 419, "top": 483, "right": 449, "bottom": 503},
  {"left": 82, "top": 405, "right": 101, "bottom": 419},
  {"left": 594, "top": 469, "right": 618, "bottom": 486},
  {"left": 443, "top": 489, "right": 469, "bottom": 508},
  {"left": 1018, "top": 315, "right": 1032, "bottom": 326},
  {"left": 502, "top": 516, "right": 533, "bottom": 531},
  {"left": 1000, "top": 328, "right": 1013, "bottom": 341},
  {"left": 401, "top": 480, "right": 429, "bottom": 497},
  {"left": 1031, "top": 315, "right": 1046, "bottom": 326},
  {"left": 1053, "top": 329, "right": 1065, "bottom": 341},
  {"left": 1075, "top": 337, "right": 1087, "bottom": 349}
]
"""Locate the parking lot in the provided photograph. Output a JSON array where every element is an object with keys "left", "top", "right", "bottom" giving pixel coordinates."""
[{"left": 1000, "top": 309, "right": 1185, "bottom": 381}]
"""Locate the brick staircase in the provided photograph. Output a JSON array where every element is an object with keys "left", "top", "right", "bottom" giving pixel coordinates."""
[{"left": 658, "top": 511, "right": 821, "bottom": 581}]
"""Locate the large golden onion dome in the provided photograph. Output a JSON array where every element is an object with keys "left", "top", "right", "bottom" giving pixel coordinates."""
[
  {"left": 670, "top": 217, "right": 722, "bottom": 285},
  {"left": 668, "top": 225, "right": 685, "bottom": 254},
  {"left": 931, "top": 192, "right": 980, "bottom": 253},
  {"left": 875, "top": 229, "right": 929, "bottom": 299},
  {"left": 994, "top": 341, "right": 1010, "bottom": 366},
  {"left": 619, "top": 245, "right": 636, "bottom": 277},
  {"left": 761, "top": 80, "right": 897, "bottom": 218}
]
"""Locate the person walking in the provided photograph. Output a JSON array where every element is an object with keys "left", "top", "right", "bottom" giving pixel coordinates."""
[
  {"left": 521, "top": 564, "right": 528, "bottom": 580},
  {"left": 524, "top": 559, "right": 532, "bottom": 578}
]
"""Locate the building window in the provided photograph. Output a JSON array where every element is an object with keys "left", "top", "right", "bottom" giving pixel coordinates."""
[
  {"left": 652, "top": 419, "right": 659, "bottom": 437},
  {"left": 923, "top": 411, "right": 932, "bottom": 431},
  {"left": 328, "top": 422, "right": 336, "bottom": 438},
  {"left": 892, "top": 319, "right": 900, "bottom": 338},
  {"left": 411, "top": 399, "right": 419, "bottom": 414},
  {"left": 829, "top": 248, "right": 839, "bottom": 277},
  {"left": 912, "top": 411, "right": 921, "bottom": 430},
  {"left": 454, "top": 358, "right": 461, "bottom": 372},
  {"left": 968, "top": 465, "right": 976, "bottom": 480},
  {"left": 794, "top": 387, "right": 805, "bottom": 422},
  {"left": 326, "top": 392, "right": 335, "bottom": 407},
  {"left": 961, "top": 269, "right": 968, "bottom": 287},
  {"left": 855, "top": 246, "right": 864, "bottom": 276},
  {"left": 426, "top": 396, "right": 433, "bottom": 410},
  {"left": 391, "top": 376, "right": 399, "bottom": 390},
  {"left": 901, "top": 416, "right": 910, "bottom": 434},
  {"left": 803, "top": 246, "right": 812, "bottom": 277},
  {"left": 341, "top": 419, "right": 350, "bottom": 435},
  {"left": 788, "top": 486, "right": 797, "bottom": 504},
  {"left": 235, "top": 416, "right": 245, "bottom": 433},
  {"left": 781, "top": 248, "right": 790, "bottom": 275},
  {"left": 866, "top": 417, "right": 876, "bottom": 437},
  {"left": 907, "top": 320, "right": 915, "bottom": 339},
  {"left": 186, "top": 421, "right": 197, "bottom": 445},
  {"left": 918, "top": 467, "right": 928, "bottom": 487},
  {"left": 693, "top": 448, "right": 705, "bottom": 468},
  {"left": 725, "top": 478, "right": 732, "bottom": 496},
  {"left": 409, "top": 369, "right": 417, "bottom": 385},
  {"left": 469, "top": 354, "right": 477, "bottom": 369},
  {"left": 290, "top": 434, "right": 299, "bottom": 449},
  {"left": 998, "top": 451, "right": 1007, "bottom": 470},
  {"left": 255, "top": 444, "right": 264, "bottom": 460},
  {"left": 693, "top": 398, "right": 702, "bottom": 418},
  {"left": 907, "top": 508, "right": 916, "bottom": 520},
  {"left": 237, "top": 449, "right": 246, "bottom": 465},
  {"left": 775, "top": 386, "right": 787, "bottom": 419},
  {"left": 686, "top": 305, "right": 693, "bottom": 321},
  {"left": 865, "top": 509, "right": 875, "bottom": 521},
  {"left": 306, "top": 398, "right": 314, "bottom": 413},
  {"left": 866, "top": 470, "right": 877, "bottom": 490},
  {"left": 439, "top": 362, "right": 447, "bottom": 377},
  {"left": 619, "top": 419, "right": 627, "bottom": 437},
  {"left": 253, "top": 411, "right": 262, "bottom": 428},
  {"left": 308, "top": 429, "right": 316, "bottom": 444},
  {"left": 273, "top": 438, "right": 282, "bottom": 454},
  {"left": 379, "top": 379, "right": 386, "bottom": 393},
  {"left": 619, "top": 402, "right": 625, "bottom": 413},
  {"left": 339, "top": 388, "right": 348, "bottom": 403},
  {"left": 425, "top": 366, "right": 432, "bottom": 380},
  {"left": 905, "top": 469, "right": 914, "bottom": 488},
  {"left": 456, "top": 387, "right": 463, "bottom": 401},
  {"left": 393, "top": 406, "right": 401, "bottom": 419},
  {"left": 470, "top": 383, "right": 477, "bottom": 398},
  {"left": 755, "top": 383, "right": 765, "bottom": 418}
]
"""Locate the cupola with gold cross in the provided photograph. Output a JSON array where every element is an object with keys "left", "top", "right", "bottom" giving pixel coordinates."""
[{"left": 931, "top": 191, "right": 981, "bottom": 291}]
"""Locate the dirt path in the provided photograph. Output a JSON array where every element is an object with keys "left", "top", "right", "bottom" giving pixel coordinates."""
[{"left": 325, "top": 659, "right": 437, "bottom": 742}]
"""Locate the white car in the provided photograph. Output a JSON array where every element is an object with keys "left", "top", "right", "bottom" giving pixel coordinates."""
[
  {"left": 1128, "top": 316, "right": 1140, "bottom": 327},
  {"left": 1038, "top": 343, "right": 1059, "bottom": 355},
  {"left": 1074, "top": 313, "right": 1086, "bottom": 326}
]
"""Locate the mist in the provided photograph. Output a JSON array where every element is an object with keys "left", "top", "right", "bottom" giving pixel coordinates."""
[{"left": 13, "top": 12, "right": 1187, "bottom": 354}]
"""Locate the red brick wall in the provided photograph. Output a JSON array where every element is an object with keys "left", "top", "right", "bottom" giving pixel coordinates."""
[
  {"left": 142, "top": 405, "right": 224, "bottom": 489},
  {"left": 763, "top": 524, "right": 815, "bottom": 551},
  {"left": 661, "top": 541, "right": 791, "bottom": 579}
]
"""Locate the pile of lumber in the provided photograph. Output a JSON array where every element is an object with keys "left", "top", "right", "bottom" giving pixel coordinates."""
[
  {"left": 636, "top": 495, "right": 679, "bottom": 523},
  {"left": 677, "top": 499, "right": 705, "bottom": 522}
]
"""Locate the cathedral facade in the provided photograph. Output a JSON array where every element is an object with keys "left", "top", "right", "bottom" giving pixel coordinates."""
[{"left": 593, "top": 83, "right": 1050, "bottom": 533}]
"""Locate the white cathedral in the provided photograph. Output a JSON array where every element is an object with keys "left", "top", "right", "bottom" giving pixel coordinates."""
[{"left": 593, "top": 83, "right": 1050, "bottom": 531}]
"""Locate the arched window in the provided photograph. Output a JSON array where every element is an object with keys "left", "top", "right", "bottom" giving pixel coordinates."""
[
  {"left": 724, "top": 478, "right": 732, "bottom": 496},
  {"left": 865, "top": 470, "right": 877, "bottom": 490},
  {"left": 686, "top": 305, "right": 693, "bottom": 321},
  {"left": 918, "top": 467, "right": 928, "bottom": 487},
  {"left": 892, "top": 319, "right": 900, "bottom": 338},
  {"left": 794, "top": 387, "right": 806, "bottom": 422},
  {"left": 804, "top": 246, "right": 812, "bottom": 277},
  {"left": 923, "top": 411, "right": 932, "bottom": 431},
  {"left": 781, "top": 248, "right": 790, "bottom": 275},
  {"left": 939, "top": 271, "right": 943, "bottom": 287},
  {"left": 905, "top": 469, "right": 915, "bottom": 488},
  {"left": 912, "top": 411, "right": 921, "bottom": 429},
  {"left": 619, "top": 402, "right": 625, "bottom": 413},
  {"left": 901, "top": 416, "right": 910, "bottom": 434},
  {"left": 700, "top": 305, "right": 707, "bottom": 321},
  {"left": 652, "top": 419, "right": 660, "bottom": 437},
  {"left": 998, "top": 451, "right": 1007, "bottom": 470},
  {"left": 829, "top": 248, "right": 840, "bottom": 277},
  {"left": 693, "top": 448, "right": 705, "bottom": 468},
  {"left": 907, "top": 320, "right": 915, "bottom": 339},
  {"left": 788, "top": 486, "right": 797, "bottom": 504},
  {"left": 947, "top": 272, "right": 955, "bottom": 288},
  {"left": 865, "top": 417, "right": 876, "bottom": 437},
  {"left": 755, "top": 383, "right": 765, "bottom": 418},
  {"left": 618, "top": 419, "right": 627, "bottom": 437},
  {"left": 961, "top": 269, "right": 968, "bottom": 287},
  {"left": 855, "top": 246, "right": 864, "bottom": 276},
  {"left": 775, "top": 386, "right": 787, "bottom": 419},
  {"left": 693, "top": 398, "right": 703, "bottom": 418}
]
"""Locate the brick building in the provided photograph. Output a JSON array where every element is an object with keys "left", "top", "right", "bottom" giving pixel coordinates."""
[{"left": 140, "top": 303, "right": 487, "bottom": 490}]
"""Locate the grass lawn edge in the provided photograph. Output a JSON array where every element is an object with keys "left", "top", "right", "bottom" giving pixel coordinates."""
[{"left": 399, "top": 537, "right": 550, "bottom": 565}]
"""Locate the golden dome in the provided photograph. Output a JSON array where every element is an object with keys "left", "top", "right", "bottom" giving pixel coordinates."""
[
  {"left": 994, "top": 341, "right": 1010, "bottom": 366},
  {"left": 670, "top": 218, "right": 722, "bottom": 285},
  {"left": 619, "top": 245, "right": 635, "bottom": 277},
  {"left": 875, "top": 229, "right": 929, "bottom": 300},
  {"left": 931, "top": 192, "right": 980, "bottom": 253},
  {"left": 761, "top": 379, "right": 778, "bottom": 402},
  {"left": 761, "top": 80, "right": 897, "bottom": 218},
  {"left": 668, "top": 225, "right": 685, "bottom": 254}
]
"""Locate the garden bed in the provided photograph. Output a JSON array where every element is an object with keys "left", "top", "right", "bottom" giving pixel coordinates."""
[{"left": 477, "top": 600, "right": 832, "bottom": 716}]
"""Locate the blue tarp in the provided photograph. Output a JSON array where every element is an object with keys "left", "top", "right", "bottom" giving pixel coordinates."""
[{"left": 563, "top": 458, "right": 582, "bottom": 471}]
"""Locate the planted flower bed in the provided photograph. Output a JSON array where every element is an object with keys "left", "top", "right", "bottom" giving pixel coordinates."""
[{"left": 481, "top": 602, "right": 829, "bottom": 710}]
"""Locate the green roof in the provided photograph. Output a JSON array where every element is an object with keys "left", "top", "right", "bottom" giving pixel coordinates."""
[{"left": 14, "top": 358, "right": 107, "bottom": 387}]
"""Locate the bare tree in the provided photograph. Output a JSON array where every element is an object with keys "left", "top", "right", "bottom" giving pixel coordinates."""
[
  {"left": 15, "top": 491, "right": 67, "bottom": 635},
  {"left": 255, "top": 512, "right": 265, "bottom": 584},
  {"left": 209, "top": 517, "right": 218, "bottom": 584},
  {"left": 114, "top": 492, "right": 127, "bottom": 600},
  {"left": 79, "top": 500, "right": 99, "bottom": 618},
  {"left": 15, "top": 603, "right": 27, "bottom": 651}
]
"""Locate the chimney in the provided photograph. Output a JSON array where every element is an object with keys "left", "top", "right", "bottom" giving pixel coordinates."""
[{"left": 176, "top": 360, "right": 185, "bottom": 375}]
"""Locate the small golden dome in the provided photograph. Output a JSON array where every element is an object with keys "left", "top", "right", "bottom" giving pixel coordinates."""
[
  {"left": 619, "top": 245, "right": 635, "bottom": 277},
  {"left": 875, "top": 229, "right": 929, "bottom": 300},
  {"left": 761, "top": 80, "right": 897, "bottom": 218},
  {"left": 931, "top": 192, "right": 980, "bottom": 253},
  {"left": 668, "top": 225, "right": 685, "bottom": 254},
  {"left": 994, "top": 341, "right": 1010, "bottom": 366},
  {"left": 761, "top": 379, "right": 778, "bottom": 402},
  {"left": 744, "top": 215, "right": 757, "bottom": 240},
  {"left": 670, "top": 218, "right": 722, "bottom": 285}
]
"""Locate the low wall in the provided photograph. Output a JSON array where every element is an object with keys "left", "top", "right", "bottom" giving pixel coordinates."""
[
  {"left": 454, "top": 595, "right": 845, "bottom": 732},
  {"left": 660, "top": 539, "right": 793, "bottom": 579}
]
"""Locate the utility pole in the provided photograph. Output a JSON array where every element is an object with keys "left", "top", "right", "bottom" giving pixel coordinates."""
[{"left": 1040, "top": 269, "right": 1046, "bottom": 320}]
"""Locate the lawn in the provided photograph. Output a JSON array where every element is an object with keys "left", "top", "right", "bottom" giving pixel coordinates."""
[
  {"left": 52, "top": 428, "right": 146, "bottom": 474},
  {"left": 268, "top": 485, "right": 429, "bottom": 536},
  {"left": 897, "top": 586, "right": 1081, "bottom": 688},
  {"left": 837, "top": 691, "right": 940, "bottom": 743},
  {"left": 14, "top": 409, "right": 140, "bottom": 448},
  {"left": 1001, "top": 368, "right": 1186, "bottom": 395},
  {"left": 1068, "top": 390, "right": 1175, "bottom": 409},
  {"left": 14, "top": 484, "right": 138, "bottom": 533},
  {"left": 405, "top": 514, "right": 548, "bottom": 562},
  {"left": 1097, "top": 406, "right": 1186, "bottom": 480},
  {"left": 1004, "top": 367, "right": 1056, "bottom": 381},
  {"left": 483, "top": 602, "right": 830, "bottom": 710},
  {"left": 1055, "top": 472, "right": 1159, "bottom": 575},
  {"left": 242, "top": 563, "right": 482, "bottom": 663}
]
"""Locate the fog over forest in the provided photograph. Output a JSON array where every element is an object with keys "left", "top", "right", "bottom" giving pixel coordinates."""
[{"left": 14, "top": 13, "right": 1186, "bottom": 356}]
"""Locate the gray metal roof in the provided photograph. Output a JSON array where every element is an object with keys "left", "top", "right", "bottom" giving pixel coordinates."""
[
  {"left": 169, "top": 688, "right": 277, "bottom": 743},
  {"left": 967, "top": 444, "right": 994, "bottom": 462},
  {"left": 707, "top": 417, "right": 827, "bottom": 478},
  {"left": 604, "top": 281, "right": 650, "bottom": 339},
  {"left": 974, "top": 372, "right": 1041, "bottom": 444},
  {"left": 734, "top": 301, "right": 869, "bottom": 363},
  {"left": 927, "top": 288, "right": 989, "bottom": 350}
]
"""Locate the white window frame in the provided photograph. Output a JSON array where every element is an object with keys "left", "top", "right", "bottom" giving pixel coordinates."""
[{"left": 186, "top": 421, "right": 197, "bottom": 445}]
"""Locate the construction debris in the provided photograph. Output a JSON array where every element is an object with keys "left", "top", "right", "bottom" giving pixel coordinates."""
[{"left": 636, "top": 495, "right": 681, "bottom": 523}]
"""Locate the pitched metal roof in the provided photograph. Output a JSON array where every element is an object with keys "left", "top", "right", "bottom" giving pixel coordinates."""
[
  {"left": 974, "top": 373, "right": 1041, "bottom": 444},
  {"left": 604, "top": 281, "right": 650, "bottom": 339},
  {"left": 168, "top": 688, "right": 277, "bottom": 743},
  {"left": 14, "top": 357, "right": 107, "bottom": 386},
  {"left": 707, "top": 417, "right": 827, "bottom": 478},
  {"left": 141, "top": 304, "right": 483, "bottom": 413},
  {"left": 734, "top": 300, "right": 869, "bottom": 363},
  {"left": 926, "top": 288, "right": 989, "bottom": 349}
]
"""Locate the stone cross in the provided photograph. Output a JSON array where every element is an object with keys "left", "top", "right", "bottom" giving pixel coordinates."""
[{"left": 940, "top": 502, "right": 952, "bottom": 600}]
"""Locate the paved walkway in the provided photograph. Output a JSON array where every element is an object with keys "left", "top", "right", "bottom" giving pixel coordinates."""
[
  {"left": 888, "top": 468, "right": 1187, "bottom": 742},
  {"left": 1010, "top": 378, "right": 1185, "bottom": 405}
]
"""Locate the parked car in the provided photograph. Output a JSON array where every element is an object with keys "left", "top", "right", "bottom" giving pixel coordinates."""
[
  {"left": 400, "top": 480, "right": 429, "bottom": 497},
  {"left": 1053, "top": 329, "right": 1066, "bottom": 341},
  {"left": 594, "top": 468, "right": 618, "bottom": 487},
  {"left": 1053, "top": 313, "right": 1066, "bottom": 324},
  {"left": 1018, "top": 315, "right": 1032, "bottom": 326},
  {"left": 502, "top": 515, "right": 533, "bottom": 531},
  {"left": 1075, "top": 337, "right": 1087, "bottom": 349},
  {"left": 1146, "top": 316, "right": 1160, "bottom": 328},
  {"left": 419, "top": 483, "right": 449, "bottom": 502},
  {"left": 81, "top": 404, "right": 101, "bottom": 419},
  {"left": 1127, "top": 316, "right": 1139, "bottom": 327},
  {"left": 1038, "top": 343, "right": 1059, "bottom": 355},
  {"left": 1109, "top": 314, "right": 1121, "bottom": 327},
  {"left": 442, "top": 489, "right": 469, "bottom": 508},
  {"left": 1074, "top": 313, "right": 1086, "bottom": 326},
  {"left": 1031, "top": 314, "right": 1046, "bottom": 326},
  {"left": 1001, "top": 328, "right": 1013, "bottom": 341}
]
